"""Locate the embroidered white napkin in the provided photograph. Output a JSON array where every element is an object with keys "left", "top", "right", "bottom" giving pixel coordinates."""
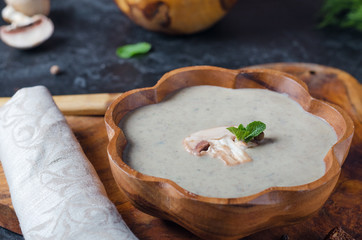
[{"left": 0, "top": 86, "right": 138, "bottom": 240}]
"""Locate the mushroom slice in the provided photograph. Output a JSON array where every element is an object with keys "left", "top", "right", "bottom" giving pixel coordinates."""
[
  {"left": 183, "top": 127, "right": 254, "bottom": 166},
  {"left": 0, "top": 14, "right": 53, "bottom": 49}
]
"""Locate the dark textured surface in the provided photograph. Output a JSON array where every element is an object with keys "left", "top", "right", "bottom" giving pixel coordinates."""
[
  {"left": 0, "top": 0, "right": 361, "bottom": 97},
  {"left": 0, "top": 227, "right": 23, "bottom": 240}
]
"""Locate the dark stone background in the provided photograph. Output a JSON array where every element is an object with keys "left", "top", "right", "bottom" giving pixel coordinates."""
[
  {"left": 0, "top": 227, "right": 22, "bottom": 240},
  {"left": 0, "top": 0, "right": 361, "bottom": 98}
]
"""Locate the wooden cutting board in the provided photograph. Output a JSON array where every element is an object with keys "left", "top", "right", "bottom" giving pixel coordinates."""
[{"left": 0, "top": 63, "right": 361, "bottom": 239}]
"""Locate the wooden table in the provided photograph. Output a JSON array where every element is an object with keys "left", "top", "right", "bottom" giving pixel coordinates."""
[{"left": 0, "top": 63, "right": 361, "bottom": 239}]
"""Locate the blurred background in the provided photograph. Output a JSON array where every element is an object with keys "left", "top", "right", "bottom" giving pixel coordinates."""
[{"left": 0, "top": 0, "right": 361, "bottom": 96}]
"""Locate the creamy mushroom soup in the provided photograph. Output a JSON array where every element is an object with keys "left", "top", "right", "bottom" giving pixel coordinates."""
[{"left": 121, "top": 86, "right": 337, "bottom": 198}]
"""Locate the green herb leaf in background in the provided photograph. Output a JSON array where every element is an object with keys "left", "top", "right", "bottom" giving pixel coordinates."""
[
  {"left": 227, "top": 121, "right": 266, "bottom": 143},
  {"left": 116, "top": 42, "right": 152, "bottom": 59},
  {"left": 319, "top": 0, "right": 362, "bottom": 31}
]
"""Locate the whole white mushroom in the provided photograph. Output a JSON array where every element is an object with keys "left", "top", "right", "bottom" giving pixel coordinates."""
[{"left": 0, "top": 0, "right": 53, "bottom": 49}]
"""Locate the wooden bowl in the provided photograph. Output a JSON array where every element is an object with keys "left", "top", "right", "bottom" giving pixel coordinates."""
[
  {"left": 113, "top": 0, "right": 237, "bottom": 34},
  {"left": 105, "top": 66, "right": 354, "bottom": 240}
]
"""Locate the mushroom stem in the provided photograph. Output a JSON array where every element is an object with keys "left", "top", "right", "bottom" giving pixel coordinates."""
[{"left": 2, "top": 5, "right": 33, "bottom": 26}]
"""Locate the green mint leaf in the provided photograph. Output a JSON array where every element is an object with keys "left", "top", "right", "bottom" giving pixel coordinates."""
[
  {"left": 116, "top": 42, "right": 152, "bottom": 59},
  {"left": 244, "top": 121, "right": 266, "bottom": 142},
  {"left": 227, "top": 127, "right": 244, "bottom": 141},
  {"left": 227, "top": 121, "right": 266, "bottom": 143},
  {"left": 237, "top": 124, "right": 246, "bottom": 131}
]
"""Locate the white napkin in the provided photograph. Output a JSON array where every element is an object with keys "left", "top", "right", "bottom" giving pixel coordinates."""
[{"left": 0, "top": 86, "right": 138, "bottom": 240}]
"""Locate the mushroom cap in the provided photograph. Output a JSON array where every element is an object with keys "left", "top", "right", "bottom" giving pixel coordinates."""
[
  {"left": 5, "top": 0, "right": 50, "bottom": 16},
  {"left": 0, "top": 15, "right": 54, "bottom": 49}
]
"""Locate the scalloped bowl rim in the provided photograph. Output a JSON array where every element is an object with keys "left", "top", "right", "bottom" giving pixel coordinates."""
[{"left": 105, "top": 66, "right": 354, "bottom": 205}]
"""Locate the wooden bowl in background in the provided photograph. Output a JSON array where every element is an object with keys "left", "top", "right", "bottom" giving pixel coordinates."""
[
  {"left": 113, "top": 0, "right": 237, "bottom": 34},
  {"left": 105, "top": 66, "right": 354, "bottom": 240}
]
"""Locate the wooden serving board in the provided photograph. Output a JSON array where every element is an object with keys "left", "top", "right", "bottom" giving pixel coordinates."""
[{"left": 0, "top": 63, "right": 361, "bottom": 239}]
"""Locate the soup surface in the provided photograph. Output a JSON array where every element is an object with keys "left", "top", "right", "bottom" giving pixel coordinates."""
[{"left": 121, "top": 86, "right": 337, "bottom": 198}]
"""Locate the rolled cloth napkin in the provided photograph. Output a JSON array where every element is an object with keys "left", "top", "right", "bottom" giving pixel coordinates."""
[{"left": 0, "top": 86, "right": 138, "bottom": 240}]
